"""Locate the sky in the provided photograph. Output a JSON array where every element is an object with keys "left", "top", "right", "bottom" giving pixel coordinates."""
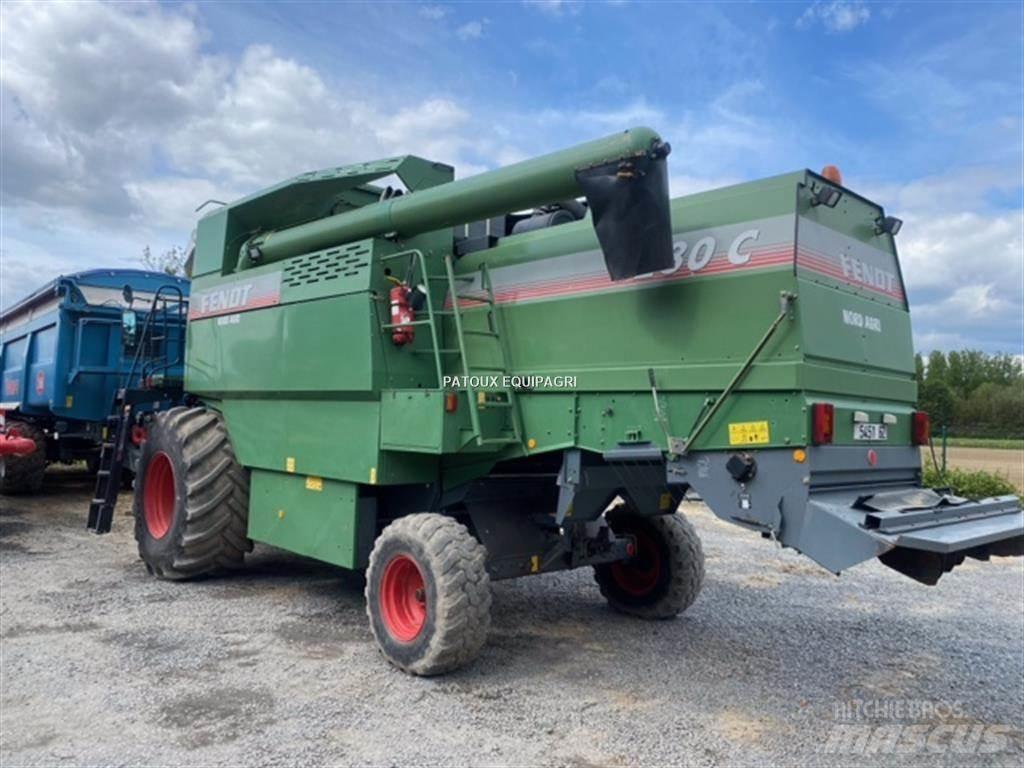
[{"left": 1, "top": 0, "right": 1022, "bottom": 355}]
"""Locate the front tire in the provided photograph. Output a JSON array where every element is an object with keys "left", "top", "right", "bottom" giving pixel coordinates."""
[
  {"left": 366, "top": 513, "right": 491, "bottom": 675},
  {"left": 0, "top": 420, "right": 47, "bottom": 495},
  {"left": 133, "top": 407, "right": 252, "bottom": 580},
  {"left": 594, "top": 506, "right": 705, "bottom": 619}
]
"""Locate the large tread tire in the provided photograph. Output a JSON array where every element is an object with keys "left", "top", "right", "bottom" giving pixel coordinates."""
[
  {"left": 133, "top": 406, "right": 252, "bottom": 580},
  {"left": 594, "top": 505, "right": 705, "bottom": 620},
  {"left": 366, "top": 513, "right": 491, "bottom": 676},
  {"left": 0, "top": 420, "right": 47, "bottom": 495}
]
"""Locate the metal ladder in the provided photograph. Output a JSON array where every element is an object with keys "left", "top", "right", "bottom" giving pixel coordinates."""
[
  {"left": 381, "top": 250, "right": 522, "bottom": 448},
  {"left": 87, "top": 287, "right": 188, "bottom": 534},
  {"left": 86, "top": 392, "right": 133, "bottom": 534}
]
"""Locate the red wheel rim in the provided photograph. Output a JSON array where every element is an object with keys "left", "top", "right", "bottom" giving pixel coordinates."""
[
  {"left": 610, "top": 529, "right": 662, "bottom": 597},
  {"left": 379, "top": 554, "right": 427, "bottom": 643},
  {"left": 144, "top": 452, "right": 175, "bottom": 540}
]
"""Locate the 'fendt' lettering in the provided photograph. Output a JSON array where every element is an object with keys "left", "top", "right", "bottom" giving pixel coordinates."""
[
  {"left": 839, "top": 254, "right": 897, "bottom": 294},
  {"left": 200, "top": 284, "right": 253, "bottom": 316},
  {"left": 189, "top": 272, "right": 282, "bottom": 320}
]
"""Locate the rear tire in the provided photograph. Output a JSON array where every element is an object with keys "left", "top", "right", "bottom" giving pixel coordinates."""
[
  {"left": 594, "top": 506, "right": 704, "bottom": 619},
  {"left": 133, "top": 407, "right": 252, "bottom": 580},
  {"left": 366, "top": 513, "right": 491, "bottom": 675},
  {"left": 0, "top": 420, "right": 47, "bottom": 495}
]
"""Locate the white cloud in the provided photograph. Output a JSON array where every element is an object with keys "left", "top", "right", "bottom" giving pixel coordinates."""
[
  {"left": 0, "top": 1, "right": 509, "bottom": 309},
  {"left": 456, "top": 20, "right": 485, "bottom": 41},
  {"left": 897, "top": 210, "right": 1023, "bottom": 293},
  {"left": 418, "top": 5, "right": 450, "bottom": 20},
  {"left": 0, "top": 4, "right": 490, "bottom": 223},
  {"left": 524, "top": 0, "right": 584, "bottom": 17},
  {"left": 797, "top": 1, "right": 870, "bottom": 33},
  {"left": 0, "top": 239, "right": 82, "bottom": 310},
  {"left": 865, "top": 167, "right": 1024, "bottom": 354}
]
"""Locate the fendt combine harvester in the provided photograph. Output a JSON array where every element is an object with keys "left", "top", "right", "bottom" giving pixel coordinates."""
[{"left": 89, "top": 128, "right": 1023, "bottom": 675}]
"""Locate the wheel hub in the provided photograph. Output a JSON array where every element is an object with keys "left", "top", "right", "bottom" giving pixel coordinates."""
[
  {"left": 379, "top": 554, "right": 427, "bottom": 643},
  {"left": 610, "top": 530, "right": 662, "bottom": 597},
  {"left": 143, "top": 452, "right": 175, "bottom": 540}
]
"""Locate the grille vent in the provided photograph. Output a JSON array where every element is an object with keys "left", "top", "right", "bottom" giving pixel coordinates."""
[{"left": 283, "top": 243, "right": 371, "bottom": 287}]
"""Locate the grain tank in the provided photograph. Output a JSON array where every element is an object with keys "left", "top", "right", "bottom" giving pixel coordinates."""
[{"left": 93, "top": 128, "right": 1023, "bottom": 675}]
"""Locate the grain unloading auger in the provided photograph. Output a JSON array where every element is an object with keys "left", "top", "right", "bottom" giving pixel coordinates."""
[{"left": 90, "top": 127, "right": 1023, "bottom": 674}]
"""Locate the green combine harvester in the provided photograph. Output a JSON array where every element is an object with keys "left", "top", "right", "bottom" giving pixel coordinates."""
[{"left": 89, "top": 127, "right": 1023, "bottom": 675}]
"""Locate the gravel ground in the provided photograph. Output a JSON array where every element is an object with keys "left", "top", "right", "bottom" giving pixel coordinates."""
[{"left": 2, "top": 466, "right": 1022, "bottom": 768}]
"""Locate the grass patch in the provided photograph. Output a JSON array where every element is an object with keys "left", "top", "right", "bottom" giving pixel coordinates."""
[
  {"left": 923, "top": 461, "right": 1018, "bottom": 498},
  {"left": 940, "top": 437, "right": 1024, "bottom": 450}
]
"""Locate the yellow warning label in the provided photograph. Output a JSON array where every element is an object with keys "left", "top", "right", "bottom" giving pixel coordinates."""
[
  {"left": 286, "top": 457, "right": 295, "bottom": 473},
  {"left": 369, "top": 467, "right": 378, "bottom": 485},
  {"left": 65, "top": 395, "right": 74, "bottom": 408},
  {"left": 305, "top": 476, "right": 323, "bottom": 492},
  {"left": 728, "top": 420, "right": 771, "bottom": 446},
  {"left": 659, "top": 492, "right": 674, "bottom": 511}
]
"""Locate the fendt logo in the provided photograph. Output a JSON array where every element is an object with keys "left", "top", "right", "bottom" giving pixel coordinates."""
[
  {"left": 189, "top": 273, "right": 282, "bottom": 321},
  {"left": 839, "top": 254, "right": 899, "bottom": 295},
  {"left": 200, "top": 284, "right": 252, "bottom": 315}
]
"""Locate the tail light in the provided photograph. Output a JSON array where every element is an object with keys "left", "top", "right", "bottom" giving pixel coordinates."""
[
  {"left": 912, "top": 411, "right": 930, "bottom": 445},
  {"left": 811, "top": 402, "right": 835, "bottom": 445}
]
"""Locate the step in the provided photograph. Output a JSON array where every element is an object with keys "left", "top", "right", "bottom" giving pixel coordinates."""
[{"left": 455, "top": 293, "right": 493, "bottom": 304}]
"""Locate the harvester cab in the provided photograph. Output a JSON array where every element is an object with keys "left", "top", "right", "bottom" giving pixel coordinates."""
[{"left": 98, "top": 127, "right": 1023, "bottom": 674}]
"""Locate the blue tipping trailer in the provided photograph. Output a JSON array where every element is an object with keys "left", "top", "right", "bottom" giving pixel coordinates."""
[{"left": 0, "top": 269, "right": 189, "bottom": 493}]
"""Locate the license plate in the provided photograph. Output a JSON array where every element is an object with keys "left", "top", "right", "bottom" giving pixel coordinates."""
[{"left": 854, "top": 423, "right": 888, "bottom": 441}]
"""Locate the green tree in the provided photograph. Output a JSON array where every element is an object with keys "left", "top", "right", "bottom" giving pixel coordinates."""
[
  {"left": 142, "top": 245, "right": 188, "bottom": 277},
  {"left": 924, "top": 350, "right": 948, "bottom": 387},
  {"left": 918, "top": 378, "right": 957, "bottom": 428}
]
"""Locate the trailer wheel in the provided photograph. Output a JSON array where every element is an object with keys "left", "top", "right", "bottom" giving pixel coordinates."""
[
  {"left": 133, "top": 407, "right": 252, "bottom": 580},
  {"left": 594, "top": 506, "right": 704, "bottom": 619},
  {"left": 0, "top": 420, "right": 47, "bottom": 495},
  {"left": 366, "top": 514, "right": 491, "bottom": 675}
]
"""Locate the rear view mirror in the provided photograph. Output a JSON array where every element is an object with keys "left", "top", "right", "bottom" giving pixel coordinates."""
[
  {"left": 121, "top": 309, "right": 138, "bottom": 347},
  {"left": 122, "top": 284, "right": 134, "bottom": 306}
]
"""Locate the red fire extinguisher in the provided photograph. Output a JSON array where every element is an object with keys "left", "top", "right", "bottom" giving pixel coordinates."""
[{"left": 389, "top": 282, "right": 415, "bottom": 346}]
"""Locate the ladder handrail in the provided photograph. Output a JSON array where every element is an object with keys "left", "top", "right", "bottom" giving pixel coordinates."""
[
  {"left": 124, "top": 285, "right": 188, "bottom": 390},
  {"left": 379, "top": 249, "right": 524, "bottom": 449}
]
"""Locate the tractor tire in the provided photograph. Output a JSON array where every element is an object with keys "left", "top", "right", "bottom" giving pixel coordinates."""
[
  {"left": 366, "top": 513, "right": 491, "bottom": 675},
  {"left": 0, "top": 420, "right": 47, "bottom": 495},
  {"left": 133, "top": 406, "right": 252, "bottom": 580},
  {"left": 594, "top": 506, "right": 705, "bottom": 620}
]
